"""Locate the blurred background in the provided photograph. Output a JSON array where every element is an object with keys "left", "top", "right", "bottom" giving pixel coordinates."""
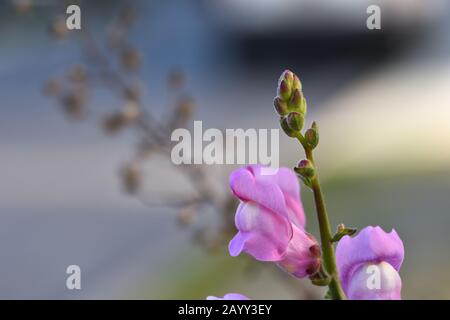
[{"left": 0, "top": 0, "right": 449, "bottom": 299}]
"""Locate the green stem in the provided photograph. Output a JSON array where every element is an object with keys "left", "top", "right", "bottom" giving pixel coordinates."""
[{"left": 301, "top": 140, "right": 346, "bottom": 300}]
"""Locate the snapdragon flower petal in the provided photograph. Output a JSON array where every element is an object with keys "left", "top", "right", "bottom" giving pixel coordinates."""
[
  {"left": 336, "top": 226, "right": 404, "bottom": 296},
  {"left": 229, "top": 165, "right": 305, "bottom": 227},
  {"left": 346, "top": 261, "right": 402, "bottom": 300},
  {"left": 229, "top": 201, "right": 292, "bottom": 261},
  {"left": 229, "top": 166, "right": 289, "bottom": 220},
  {"left": 207, "top": 293, "right": 250, "bottom": 300},
  {"left": 277, "top": 225, "right": 320, "bottom": 278}
]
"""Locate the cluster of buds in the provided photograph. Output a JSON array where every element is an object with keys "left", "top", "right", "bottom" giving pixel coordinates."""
[
  {"left": 44, "top": 64, "right": 89, "bottom": 120},
  {"left": 274, "top": 70, "right": 307, "bottom": 137},
  {"left": 103, "top": 100, "right": 140, "bottom": 134}
]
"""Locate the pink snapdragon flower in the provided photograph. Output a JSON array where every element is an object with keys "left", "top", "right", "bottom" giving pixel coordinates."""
[
  {"left": 336, "top": 226, "right": 404, "bottom": 300},
  {"left": 207, "top": 293, "right": 250, "bottom": 300},
  {"left": 228, "top": 165, "right": 320, "bottom": 278}
]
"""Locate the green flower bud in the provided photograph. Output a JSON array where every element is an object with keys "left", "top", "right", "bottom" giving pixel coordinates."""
[
  {"left": 287, "top": 112, "right": 304, "bottom": 131},
  {"left": 299, "top": 96, "right": 307, "bottom": 115},
  {"left": 278, "top": 79, "right": 291, "bottom": 101},
  {"left": 287, "top": 88, "right": 307, "bottom": 114},
  {"left": 289, "top": 89, "right": 302, "bottom": 109},
  {"left": 305, "top": 122, "right": 319, "bottom": 149},
  {"left": 331, "top": 224, "right": 357, "bottom": 243},
  {"left": 292, "top": 74, "right": 302, "bottom": 91},
  {"left": 299, "top": 175, "right": 313, "bottom": 189},
  {"left": 311, "top": 275, "right": 331, "bottom": 286},
  {"left": 273, "top": 97, "right": 289, "bottom": 116},
  {"left": 277, "top": 70, "right": 296, "bottom": 101},
  {"left": 294, "top": 159, "right": 315, "bottom": 179},
  {"left": 280, "top": 116, "right": 297, "bottom": 137},
  {"left": 283, "top": 70, "right": 294, "bottom": 85}
]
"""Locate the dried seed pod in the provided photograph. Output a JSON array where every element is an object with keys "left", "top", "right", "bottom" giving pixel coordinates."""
[
  {"left": 68, "top": 65, "right": 87, "bottom": 83},
  {"left": 103, "top": 113, "right": 126, "bottom": 133},
  {"left": 122, "top": 101, "right": 140, "bottom": 122},
  {"left": 13, "top": 0, "right": 32, "bottom": 13},
  {"left": 121, "top": 162, "right": 141, "bottom": 194},
  {"left": 61, "top": 91, "right": 86, "bottom": 119},
  {"left": 102, "top": 101, "right": 139, "bottom": 134},
  {"left": 43, "top": 78, "right": 62, "bottom": 97},
  {"left": 177, "top": 98, "right": 194, "bottom": 119},
  {"left": 124, "top": 85, "right": 141, "bottom": 102},
  {"left": 121, "top": 48, "right": 141, "bottom": 71},
  {"left": 49, "top": 16, "right": 68, "bottom": 39}
]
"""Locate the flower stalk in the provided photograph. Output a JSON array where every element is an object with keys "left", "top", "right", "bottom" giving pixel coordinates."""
[
  {"left": 276, "top": 69, "right": 347, "bottom": 299},
  {"left": 302, "top": 144, "right": 346, "bottom": 299}
]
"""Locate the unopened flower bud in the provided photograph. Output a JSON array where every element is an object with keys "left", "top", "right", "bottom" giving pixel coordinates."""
[
  {"left": 305, "top": 122, "right": 319, "bottom": 149},
  {"left": 287, "top": 112, "right": 304, "bottom": 131},
  {"left": 289, "top": 89, "right": 302, "bottom": 110},
  {"left": 277, "top": 70, "right": 296, "bottom": 101},
  {"left": 273, "top": 97, "right": 288, "bottom": 116},
  {"left": 292, "top": 74, "right": 302, "bottom": 91},
  {"left": 282, "top": 70, "right": 294, "bottom": 84},
  {"left": 332, "top": 224, "right": 357, "bottom": 242},
  {"left": 278, "top": 79, "right": 291, "bottom": 101},
  {"left": 280, "top": 117, "right": 297, "bottom": 137},
  {"left": 294, "top": 159, "right": 315, "bottom": 179},
  {"left": 299, "top": 96, "right": 307, "bottom": 114}
]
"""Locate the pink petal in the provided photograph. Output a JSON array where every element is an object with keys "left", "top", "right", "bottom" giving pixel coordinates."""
[
  {"left": 336, "top": 226, "right": 404, "bottom": 293},
  {"left": 277, "top": 225, "right": 320, "bottom": 278},
  {"left": 228, "top": 202, "right": 292, "bottom": 261},
  {"left": 230, "top": 165, "right": 305, "bottom": 227},
  {"left": 256, "top": 166, "right": 306, "bottom": 228},
  {"left": 229, "top": 166, "right": 289, "bottom": 220},
  {"left": 207, "top": 293, "right": 250, "bottom": 300},
  {"left": 346, "top": 262, "right": 402, "bottom": 300}
]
